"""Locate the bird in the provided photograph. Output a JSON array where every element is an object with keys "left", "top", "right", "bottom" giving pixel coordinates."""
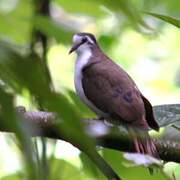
[{"left": 69, "top": 32, "right": 159, "bottom": 157}]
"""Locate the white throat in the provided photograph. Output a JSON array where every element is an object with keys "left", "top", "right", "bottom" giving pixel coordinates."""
[
  {"left": 74, "top": 49, "right": 92, "bottom": 99},
  {"left": 74, "top": 49, "right": 109, "bottom": 117}
]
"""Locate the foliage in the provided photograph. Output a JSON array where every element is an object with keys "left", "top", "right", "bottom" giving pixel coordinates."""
[{"left": 0, "top": 0, "right": 180, "bottom": 180}]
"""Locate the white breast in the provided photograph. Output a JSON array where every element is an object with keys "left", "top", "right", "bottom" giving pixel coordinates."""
[{"left": 74, "top": 50, "right": 109, "bottom": 117}]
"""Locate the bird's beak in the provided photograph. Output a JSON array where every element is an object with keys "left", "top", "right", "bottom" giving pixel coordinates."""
[{"left": 69, "top": 41, "right": 84, "bottom": 54}]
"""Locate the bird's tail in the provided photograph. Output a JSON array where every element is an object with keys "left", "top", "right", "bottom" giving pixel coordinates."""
[{"left": 129, "top": 128, "right": 158, "bottom": 158}]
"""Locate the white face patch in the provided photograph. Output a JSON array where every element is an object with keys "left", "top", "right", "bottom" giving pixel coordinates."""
[
  {"left": 73, "top": 35, "right": 81, "bottom": 44},
  {"left": 72, "top": 34, "right": 94, "bottom": 54}
]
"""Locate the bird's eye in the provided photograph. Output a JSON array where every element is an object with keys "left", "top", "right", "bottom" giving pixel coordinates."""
[{"left": 82, "top": 37, "right": 87, "bottom": 42}]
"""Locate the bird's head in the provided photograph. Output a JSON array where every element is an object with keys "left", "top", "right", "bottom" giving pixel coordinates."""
[{"left": 69, "top": 32, "right": 98, "bottom": 55}]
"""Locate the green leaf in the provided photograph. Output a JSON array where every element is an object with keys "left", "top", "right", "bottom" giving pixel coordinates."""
[
  {"left": 34, "top": 16, "right": 76, "bottom": 44},
  {"left": 97, "top": 0, "right": 149, "bottom": 29},
  {"left": 79, "top": 152, "right": 104, "bottom": 179},
  {"left": 98, "top": 34, "right": 117, "bottom": 51},
  {"left": 102, "top": 149, "right": 165, "bottom": 180},
  {"left": 153, "top": 104, "right": 180, "bottom": 127},
  {"left": 67, "top": 89, "right": 95, "bottom": 117},
  {"left": 55, "top": 0, "right": 104, "bottom": 17},
  {"left": 0, "top": 0, "right": 32, "bottom": 44},
  {"left": 1, "top": 172, "right": 24, "bottom": 180},
  {"left": 146, "top": 12, "right": 180, "bottom": 29},
  {"left": 0, "top": 87, "right": 39, "bottom": 179},
  {"left": 56, "top": 0, "right": 149, "bottom": 29},
  {"left": 0, "top": 41, "right": 51, "bottom": 95},
  {"left": 49, "top": 158, "right": 86, "bottom": 180},
  {"left": 123, "top": 153, "right": 162, "bottom": 167}
]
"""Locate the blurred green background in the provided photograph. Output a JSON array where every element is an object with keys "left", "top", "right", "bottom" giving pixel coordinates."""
[{"left": 0, "top": 0, "right": 180, "bottom": 180}]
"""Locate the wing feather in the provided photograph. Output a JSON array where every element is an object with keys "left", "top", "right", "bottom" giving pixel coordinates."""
[{"left": 82, "top": 59, "right": 145, "bottom": 124}]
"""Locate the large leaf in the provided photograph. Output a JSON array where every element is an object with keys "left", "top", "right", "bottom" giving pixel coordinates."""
[
  {"left": 67, "top": 89, "right": 95, "bottom": 118},
  {"left": 153, "top": 104, "right": 180, "bottom": 127},
  {"left": 146, "top": 12, "right": 180, "bottom": 29},
  {"left": 97, "top": 0, "right": 149, "bottom": 29},
  {"left": 34, "top": 16, "right": 76, "bottom": 44},
  {"left": 57, "top": 0, "right": 149, "bottom": 29},
  {"left": 79, "top": 152, "right": 104, "bottom": 179},
  {"left": 0, "top": 41, "right": 50, "bottom": 94},
  {"left": 102, "top": 149, "right": 165, "bottom": 180},
  {"left": 55, "top": 0, "right": 104, "bottom": 17},
  {"left": 0, "top": 87, "right": 39, "bottom": 179},
  {"left": 153, "top": 104, "right": 180, "bottom": 141},
  {"left": 0, "top": 0, "right": 32, "bottom": 44},
  {"left": 1, "top": 173, "right": 23, "bottom": 180},
  {"left": 49, "top": 158, "right": 86, "bottom": 180}
]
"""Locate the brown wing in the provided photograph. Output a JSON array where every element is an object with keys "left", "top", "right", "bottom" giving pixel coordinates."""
[{"left": 82, "top": 59, "right": 148, "bottom": 129}]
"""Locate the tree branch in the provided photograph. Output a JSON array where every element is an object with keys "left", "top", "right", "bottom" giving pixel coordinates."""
[{"left": 2, "top": 106, "right": 180, "bottom": 163}]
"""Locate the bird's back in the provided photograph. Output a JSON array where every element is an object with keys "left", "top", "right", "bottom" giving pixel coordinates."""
[{"left": 82, "top": 56, "right": 150, "bottom": 130}]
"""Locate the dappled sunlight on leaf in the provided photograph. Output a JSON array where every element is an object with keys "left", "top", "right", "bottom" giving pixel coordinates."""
[
  {"left": 123, "top": 153, "right": 162, "bottom": 167},
  {"left": 102, "top": 149, "right": 165, "bottom": 180}
]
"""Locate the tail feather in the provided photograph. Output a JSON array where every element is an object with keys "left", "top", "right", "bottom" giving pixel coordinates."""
[
  {"left": 128, "top": 127, "right": 158, "bottom": 158},
  {"left": 133, "top": 132, "right": 158, "bottom": 158}
]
